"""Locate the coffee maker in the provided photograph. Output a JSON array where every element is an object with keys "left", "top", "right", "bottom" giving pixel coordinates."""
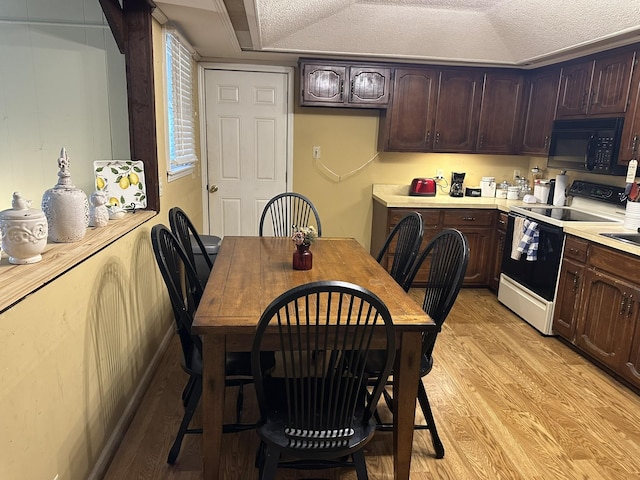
[{"left": 449, "top": 172, "right": 465, "bottom": 197}]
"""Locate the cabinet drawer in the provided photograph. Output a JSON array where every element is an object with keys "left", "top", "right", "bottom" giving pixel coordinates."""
[
  {"left": 589, "top": 243, "right": 640, "bottom": 285},
  {"left": 564, "top": 235, "right": 588, "bottom": 263},
  {"left": 443, "top": 209, "right": 494, "bottom": 227},
  {"left": 388, "top": 209, "right": 440, "bottom": 227}
]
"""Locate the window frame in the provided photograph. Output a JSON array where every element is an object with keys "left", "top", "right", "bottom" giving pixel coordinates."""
[{"left": 164, "top": 28, "right": 198, "bottom": 181}]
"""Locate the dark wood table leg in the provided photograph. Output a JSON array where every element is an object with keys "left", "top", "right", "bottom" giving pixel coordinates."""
[
  {"left": 393, "top": 331, "right": 422, "bottom": 480},
  {"left": 202, "top": 335, "right": 226, "bottom": 479}
]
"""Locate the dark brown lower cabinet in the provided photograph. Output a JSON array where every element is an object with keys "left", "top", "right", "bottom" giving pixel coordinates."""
[
  {"left": 371, "top": 204, "right": 495, "bottom": 288},
  {"left": 554, "top": 237, "right": 640, "bottom": 390}
]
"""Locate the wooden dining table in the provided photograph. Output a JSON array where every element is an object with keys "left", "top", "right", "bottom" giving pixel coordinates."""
[{"left": 192, "top": 236, "right": 437, "bottom": 479}]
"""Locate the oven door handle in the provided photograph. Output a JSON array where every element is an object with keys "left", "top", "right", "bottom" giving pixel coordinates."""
[
  {"left": 585, "top": 133, "right": 596, "bottom": 171},
  {"left": 508, "top": 212, "right": 563, "bottom": 235}
]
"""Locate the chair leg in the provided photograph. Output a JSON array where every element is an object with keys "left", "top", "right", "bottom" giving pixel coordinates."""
[
  {"left": 236, "top": 383, "right": 244, "bottom": 424},
  {"left": 260, "top": 445, "right": 280, "bottom": 480},
  {"left": 182, "top": 376, "right": 196, "bottom": 407},
  {"left": 417, "top": 380, "right": 444, "bottom": 459},
  {"left": 167, "top": 377, "right": 202, "bottom": 464},
  {"left": 352, "top": 450, "right": 369, "bottom": 480}
]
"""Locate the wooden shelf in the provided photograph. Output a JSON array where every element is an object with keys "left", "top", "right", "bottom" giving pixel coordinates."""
[{"left": 0, "top": 210, "right": 157, "bottom": 313}]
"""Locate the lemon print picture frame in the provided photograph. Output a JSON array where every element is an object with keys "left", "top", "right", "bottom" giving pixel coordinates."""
[{"left": 94, "top": 160, "right": 147, "bottom": 210}]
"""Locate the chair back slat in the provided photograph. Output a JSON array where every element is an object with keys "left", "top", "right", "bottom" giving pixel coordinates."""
[
  {"left": 252, "top": 281, "right": 395, "bottom": 446},
  {"left": 376, "top": 212, "right": 424, "bottom": 289},
  {"left": 403, "top": 228, "right": 469, "bottom": 358},
  {"left": 169, "top": 207, "right": 213, "bottom": 285},
  {"left": 259, "top": 192, "right": 322, "bottom": 237},
  {"left": 151, "top": 224, "right": 204, "bottom": 370}
]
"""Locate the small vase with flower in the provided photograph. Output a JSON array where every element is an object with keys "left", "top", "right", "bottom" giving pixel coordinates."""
[{"left": 292, "top": 225, "right": 317, "bottom": 270}]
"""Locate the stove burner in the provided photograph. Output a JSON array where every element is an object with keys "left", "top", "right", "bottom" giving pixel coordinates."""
[{"left": 518, "top": 206, "right": 615, "bottom": 222}]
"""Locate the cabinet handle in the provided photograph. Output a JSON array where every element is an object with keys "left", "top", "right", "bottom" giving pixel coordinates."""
[
  {"left": 461, "top": 216, "right": 476, "bottom": 221},
  {"left": 632, "top": 134, "right": 639, "bottom": 156},
  {"left": 479, "top": 134, "right": 485, "bottom": 148},
  {"left": 627, "top": 295, "right": 634, "bottom": 317},
  {"left": 590, "top": 91, "right": 596, "bottom": 107},
  {"left": 435, "top": 131, "right": 441, "bottom": 145},
  {"left": 572, "top": 272, "right": 580, "bottom": 293},
  {"left": 620, "top": 295, "right": 627, "bottom": 315},
  {"left": 340, "top": 80, "right": 344, "bottom": 101},
  {"left": 582, "top": 91, "right": 588, "bottom": 109},
  {"left": 498, "top": 219, "right": 506, "bottom": 226},
  {"left": 544, "top": 135, "right": 550, "bottom": 150},
  {"left": 426, "top": 130, "right": 431, "bottom": 144},
  {"left": 567, "top": 247, "right": 580, "bottom": 255}
]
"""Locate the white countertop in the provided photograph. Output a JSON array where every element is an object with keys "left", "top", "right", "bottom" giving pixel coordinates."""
[
  {"left": 372, "top": 184, "right": 522, "bottom": 211},
  {"left": 372, "top": 184, "right": 640, "bottom": 257}
]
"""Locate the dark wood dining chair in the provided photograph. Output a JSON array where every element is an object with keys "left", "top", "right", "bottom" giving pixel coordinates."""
[
  {"left": 251, "top": 280, "right": 396, "bottom": 480},
  {"left": 168, "top": 206, "right": 220, "bottom": 286},
  {"left": 369, "top": 228, "right": 469, "bottom": 458},
  {"left": 151, "top": 224, "right": 274, "bottom": 464},
  {"left": 259, "top": 192, "right": 322, "bottom": 237},
  {"left": 376, "top": 211, "right": 424, "bottom": 289}
]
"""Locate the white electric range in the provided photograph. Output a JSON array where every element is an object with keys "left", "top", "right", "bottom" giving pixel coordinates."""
[{"left": 498, "top": 181, "right": 625, "bottom": 335}]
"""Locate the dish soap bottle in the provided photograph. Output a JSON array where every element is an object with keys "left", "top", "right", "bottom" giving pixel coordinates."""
[{"left": 41, "top": 147, "right": 89, "bottom": 242}]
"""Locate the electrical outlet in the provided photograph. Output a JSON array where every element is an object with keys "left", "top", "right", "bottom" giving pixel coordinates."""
[
  {"left": 312, "top": 146, "right": 321, "bottom": 159},
  {"left": 513, "top": 169, "right": 521, "bottom": 179},
  {"left": 435, "top": 169, "right": 444, "bottom": 179}
]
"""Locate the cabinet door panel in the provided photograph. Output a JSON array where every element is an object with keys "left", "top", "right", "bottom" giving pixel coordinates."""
[
  {"left": 618, "top": 55, "right": 640, "bottom": 165},
  {"left": 557, "top": 61, "right": 592, "bottom": 118},
  {"left": 477, "top": 72, "right": 524, "bottom": 154},
  {"left": 349, "top": 67, "right": 391, "bottom": 105},
  {"left": 434, "top": 69, "right": 483, "bottom": 152},
  {"left": 302, "top": 64, "right": 346, "bottom": 104},
  {"left": 520, "top": 68, "right": 560, "bottom": 155},
  {"left": 589, "top": 51, "right": 635, "bottom": 115},
  {"left": 382, "top": 68, "right": 438, "bottom": 151},
  {"left": 622, "top": 324, "right": 640, "bottom": 388},
  {"left": 576, "top": 269, "right": 637, "bottom": 371},
  {"left": 552, "top": 258, "right": 584, "bottom": 341}
]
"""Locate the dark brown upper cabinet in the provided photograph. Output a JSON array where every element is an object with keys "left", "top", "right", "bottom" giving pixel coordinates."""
[
  {"left": 300, "top": 60, "right": 392, "bottom": 108},
  {"left": 378, "top": 68, "right": 438, "bottom": 151},
  {"left": 619, "top": 54, "right": 640, "bottom": 166},
  {"left": 433, "top": 69, "right": 483, "bottom": 153},
  {"left": 476, "top": 71, "right": 525, "bottom": 154},
  {"left": 557, "top": 50, "right": 635, "bottom": 118},
  {"left": 519, "top": 67, "right": 561, "bottom": 155}
]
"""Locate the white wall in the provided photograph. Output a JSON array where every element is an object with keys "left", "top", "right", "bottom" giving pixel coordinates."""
[{"left": 0, "top": 0, "right": 130, "bottom": 210}]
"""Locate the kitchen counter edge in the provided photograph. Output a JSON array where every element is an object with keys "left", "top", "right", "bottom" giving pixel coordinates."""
[{"left": 372, "top": 185, "right": 640, "bottom": 257}]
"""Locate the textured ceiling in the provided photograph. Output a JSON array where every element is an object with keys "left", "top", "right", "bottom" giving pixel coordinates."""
[{"left": 154, "top": 0, "right": 640, "bottom": 67}]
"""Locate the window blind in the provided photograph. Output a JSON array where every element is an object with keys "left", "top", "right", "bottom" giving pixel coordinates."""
[{"left": 166, "top": 30, "right": 197, "bottom": 170}]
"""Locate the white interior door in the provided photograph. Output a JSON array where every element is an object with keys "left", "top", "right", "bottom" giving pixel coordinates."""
[{"left": 203, "top": 67, "right": 291, "bottom": 237}]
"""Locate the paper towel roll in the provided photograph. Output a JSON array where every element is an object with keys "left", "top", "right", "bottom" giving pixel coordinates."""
[{"left": 553, "top": 174, "right": 568, "bottom": 206}]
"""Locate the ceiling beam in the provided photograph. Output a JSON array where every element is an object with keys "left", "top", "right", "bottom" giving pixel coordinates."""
[
  {"left": 99, "top": 0, "right": 160, "bottom": 212},
  {"left": 98, "top": 0, "right": 125, "bottom": 54}
]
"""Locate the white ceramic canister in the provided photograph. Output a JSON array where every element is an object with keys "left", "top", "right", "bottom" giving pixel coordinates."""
[
  {"left": 41, "top": 148, "right": 89, "bottom": 243},
  {"left": 480, "top": 176, "right": 496, "bottom": 197},
  {"left": 0, "top": 192, "right": 48, "bottom": 264},
  {"left": 507, "top": 186, "right": 520, "bottom": 200},
  {"left": 533, "top": 180, "right": 551, "bottom": 204}
]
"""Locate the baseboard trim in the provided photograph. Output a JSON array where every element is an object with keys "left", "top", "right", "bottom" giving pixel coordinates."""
[{"left": 88, "top": 326, "right": 174, "bottom": 480}]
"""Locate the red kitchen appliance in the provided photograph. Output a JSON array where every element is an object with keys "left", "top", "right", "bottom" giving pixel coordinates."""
[{"left": 409, "top": 178, "right": 436, "bottom": 196}]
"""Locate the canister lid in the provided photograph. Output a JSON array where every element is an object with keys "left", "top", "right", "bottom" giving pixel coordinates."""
[{"left": 0, "top": 193, "right": 46, "bottom": 221}]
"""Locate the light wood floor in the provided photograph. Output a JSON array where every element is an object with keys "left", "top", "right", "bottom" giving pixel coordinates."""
[{"left": 103, "top": 289, "right": 640, "bottom": 479}]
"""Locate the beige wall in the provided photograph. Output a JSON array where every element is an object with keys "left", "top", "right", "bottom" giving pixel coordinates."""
[
  {"left": 293, "top": 106, "right": 533, "bottom": 251},
  {"left": 0, "top": 18, "right": 203, "bottom": 480}
]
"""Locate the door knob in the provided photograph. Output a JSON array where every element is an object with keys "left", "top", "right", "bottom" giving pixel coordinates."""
[{"left": 209, "top": 185, "right": 218, "bottom": 193}]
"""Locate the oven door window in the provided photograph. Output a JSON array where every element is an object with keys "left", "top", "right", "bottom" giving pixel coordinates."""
[{"left": 501, "top": 215, "right": 564, "bottom": 301}]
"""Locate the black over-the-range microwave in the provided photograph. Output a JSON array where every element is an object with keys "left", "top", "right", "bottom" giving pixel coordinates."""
[{"left": 547, "top": 117, "right": 625, "bottom": 176}]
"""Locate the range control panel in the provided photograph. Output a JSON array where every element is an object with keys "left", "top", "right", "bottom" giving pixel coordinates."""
[{"left": 568, "top": 180, "right": 626, "bottom": 205}]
